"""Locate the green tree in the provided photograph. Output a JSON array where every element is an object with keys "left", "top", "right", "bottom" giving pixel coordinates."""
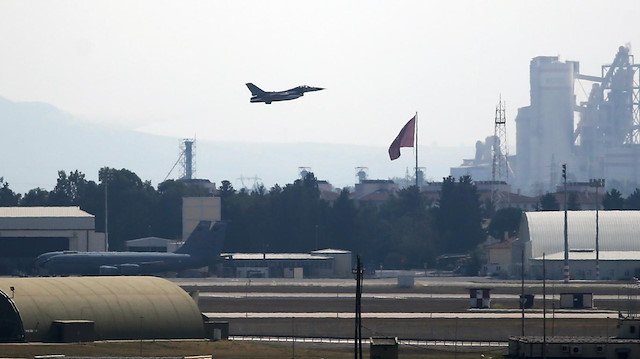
[
  {"left": 326, "top": 188, "right": 358, "bottom": 251},
  {"left": 488, "top": 207, "right": 523, "bottom": 240},
  {"left": 224, "top": 185, "right": 267, "bottom": 252},
  {"left": 218, "top": 180, "right": 236, "bottom": 221},
  {"left": 625, "top": 188, "right": 640, "bottom": 210},
  {"left": 0, "top": 178, "right": 21, "bottom": 206},
  {"left": 100, "top": 168, "right": 156, "bottom": 250},
  {"left": 434, "top": 176, "right": 485, "bottom": 253},
  {"left": 373, "top": 186, "right": 438, "bottom": 269},
  {"left": 48, "top": 170, "right": 86, "bottom": 206},
  {"left": 275, "top": 172, "right": 327, "bottom": 252},
  {"left": 603, "top": 188, "right": 624, "bottom": 210},
  {"left": 567, "top": 192, "right": 581, "bottom": 210},
  {"left": 21, "top": 188, "right": 49, "bottom": 206},
  {"left": 539, "top": 193, "right": 559, "bottom": 211},
  {"left": 352, "top": 202, "right": 383, "bottom": 264},
  {"left": 46, "top": 170, "right": 102, "bottom": 220}
]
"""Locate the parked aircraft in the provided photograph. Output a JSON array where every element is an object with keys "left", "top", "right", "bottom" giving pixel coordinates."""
[
  {"left": 246, "top": 83, "right": 324, "bottom": 104},
  {"left": 33, "top": 221, "right": 225, "bottom": 276}
]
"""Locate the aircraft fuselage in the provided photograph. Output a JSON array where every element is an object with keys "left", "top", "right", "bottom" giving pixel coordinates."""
[
  {"left": 33, "top": 221, "right": 225, "bottom": 276},
  {"left": 35, "top": 251, "right": 202, "bottom": 275},
  {"left": 246, "top": 83, "right": 324, "bottom": 104},
  {"left": 250, "top": 90, "right": 303, "bottom": 103}
]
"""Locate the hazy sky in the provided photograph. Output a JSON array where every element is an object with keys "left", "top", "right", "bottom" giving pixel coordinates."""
[{"left": 2, "top": 1, "right": 640, "bottom": 178}]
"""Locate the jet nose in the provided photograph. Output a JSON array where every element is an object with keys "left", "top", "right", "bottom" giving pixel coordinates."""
[{"left": 311, "top": 87, "right": 324, "bottom": 91}]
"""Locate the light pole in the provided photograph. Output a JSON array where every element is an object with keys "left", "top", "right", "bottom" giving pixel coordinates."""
[
  {"left": 589, "top": 178, "right": 605, "bottom": 280},
  {"left": 543, "top": 253, "right": 547, "bottom": 359},
  {"left": 352, "top": 255, "right": 363, "bottom": 359},
  {"left": 562, "top": 164, "right": 569, "bottom": 284},
  {"left": 99, "top": 169, "right": 113, "bottom": 251}
]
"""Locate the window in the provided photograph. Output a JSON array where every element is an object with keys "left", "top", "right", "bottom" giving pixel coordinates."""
[{"left": 630, "top": 325, "right": 635, "bottom": 334}]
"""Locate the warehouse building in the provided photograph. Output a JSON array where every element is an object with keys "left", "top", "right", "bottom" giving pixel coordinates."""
[
  {"left": 514, "top": 210, "right": 640, "bottom": 280},
  {"left": 0, "top": 276, "right": 204, "bottom": 342},
  {"left": 0, "top": 207, "right": 105, "bottom": 275},
  {"left": 508, "top": 317, "right": 640, "bottom": 358},
  {"left": 221, "top": 248, "right": 352, "bottom": 278}
]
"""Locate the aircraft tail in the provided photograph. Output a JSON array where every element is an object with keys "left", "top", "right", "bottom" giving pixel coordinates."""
[
  {"left": 246, "top": 83, "right": 266, "bottom": 96},
  {"left": 175, "top": 221, "right": 225, "bottom": 259}
]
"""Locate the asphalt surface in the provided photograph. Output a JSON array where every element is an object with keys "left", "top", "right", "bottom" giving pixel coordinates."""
[{"left": 204, "top": 311, "right": 620, "bottom": 319}]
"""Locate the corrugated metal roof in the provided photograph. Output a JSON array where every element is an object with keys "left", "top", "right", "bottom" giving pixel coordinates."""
[
  {"left": 522, "top": 211, "right": 640, "bottom": 259},
  {"left": 0, "top": 276, "right": 203, "bottom": 341},
  {"left": 311, "top": 249, "right": 351, "bottom": 254},
  {"left": 511, "top": 336, "right": 640, "bottom": 344},
  {"left": 534, "top": 251, "right": 640, "bottom": 261},
  {"left": 0, "top": 206, "right": 93, "bottom": 218},
  {"left": 222, "top": 253, "right": 332, "bottom": 260}
]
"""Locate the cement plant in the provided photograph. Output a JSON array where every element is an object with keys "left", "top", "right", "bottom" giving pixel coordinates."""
[{"left": 451, "top": 45, "right": 640, "bottom": 196}]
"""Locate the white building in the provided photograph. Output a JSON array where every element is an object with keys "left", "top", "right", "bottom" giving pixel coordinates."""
[
  {"left": 515, "top": 210, "right": 640, "bottom": 280},
  {"left": 0, "top": 207, "right": 105, "bottom": 274},
  {"left": 221, "top": 249, "right": 352, "bottom": 278}
]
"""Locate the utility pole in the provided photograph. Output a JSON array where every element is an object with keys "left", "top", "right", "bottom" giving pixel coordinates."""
[
  {"left": 543, "top": 253, "right": 547, "bottom": 359},
  {"left": 99, "top": 169, "right": 113, "bottom": 251},
  {"left": 590, "top": 178, "right": 605, "bottom": 280},
  {"left": 353, "top": 255, "right": 363, "bottom": 359},
  {"left": 562, "top": 164, "right": 569, "bottom": 283},
  {"left": 521, "top": 247, "right": 525, "bottom": 336}
]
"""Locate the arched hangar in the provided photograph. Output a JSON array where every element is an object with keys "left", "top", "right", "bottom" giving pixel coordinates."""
[
  {"left": 518, "top": 210, "right": 640, "bottom": 280},
  {"left": 0, "top": 276, "right": 204, "bottom": 342}
]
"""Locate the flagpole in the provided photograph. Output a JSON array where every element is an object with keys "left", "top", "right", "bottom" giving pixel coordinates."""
[{"left": 415, "top": 112, "right": 418, "bottom": 188}]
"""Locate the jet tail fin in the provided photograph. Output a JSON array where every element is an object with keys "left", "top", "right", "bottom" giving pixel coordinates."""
[
  {"left": 246, "top": 83, "right": 266, "bottom": 96},
  {"left": 175, "top": 221, "right": 225, "bottom": 259}
]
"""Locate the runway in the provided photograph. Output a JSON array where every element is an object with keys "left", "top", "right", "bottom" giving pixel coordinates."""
[
  {"left": 204, "top": 311, "right": 619, "bottom": 319},
  {"left": 198, "top": 291, "right": 632, "bottom": 301},
  {"left": 187, "top": 277, "right": 626, "bottom": 340}
]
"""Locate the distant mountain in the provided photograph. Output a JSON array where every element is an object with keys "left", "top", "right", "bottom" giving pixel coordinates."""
[
  {"left": 0, "top": 96, "right": 473, "bottom": 194},
  {"left": 0, "top": 96, "right": 177, "bottom": 194}
]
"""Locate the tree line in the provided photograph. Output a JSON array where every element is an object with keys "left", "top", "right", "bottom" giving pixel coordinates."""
[
  {"left": 220, "top": 174, "right": 485, "bottom": 271},
  {"left": 5, "top": 168, "right": 636, "bottom": 272},
  {"left": 0, "top": 170, "right": 486, "bottom": 271},
  {"left": 539, "top": 188, "right": 640, "bottom": 210}
]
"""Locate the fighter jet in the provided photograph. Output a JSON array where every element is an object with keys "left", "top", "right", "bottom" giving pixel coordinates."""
[
  {"left": 33, "top": 221, "right": 225, "bottom": 276},
  {"left": 246, "top": 83, "right": 324, "bottom": 104}
]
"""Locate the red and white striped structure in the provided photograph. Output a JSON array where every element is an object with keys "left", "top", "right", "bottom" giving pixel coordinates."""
[{"left": 469, "top": 288, "right": 491, "bottom": 309}]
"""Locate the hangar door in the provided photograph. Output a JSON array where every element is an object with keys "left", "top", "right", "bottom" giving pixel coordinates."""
[
  {"left": 0, "top": 237, "right": 68, "bottom": 274},
  {"left": 0, "top": 289, "right": 24, "bottom": 342}
]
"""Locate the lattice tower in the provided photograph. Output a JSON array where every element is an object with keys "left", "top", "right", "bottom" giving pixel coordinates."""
[
  {"left": 492, "top": 97, "right": 510, "bottom": 208},
  {"left": 180, "top": 138, "right": 196, "bottom": 180}
]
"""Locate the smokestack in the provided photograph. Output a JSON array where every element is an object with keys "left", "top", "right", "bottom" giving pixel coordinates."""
[{"left": 184, "top": 140, "right": 194, "bottom": 180}]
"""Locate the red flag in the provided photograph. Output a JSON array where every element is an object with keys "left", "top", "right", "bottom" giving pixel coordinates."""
[{"left": 388, "top": 115, "right": 416, "bottom": 160}]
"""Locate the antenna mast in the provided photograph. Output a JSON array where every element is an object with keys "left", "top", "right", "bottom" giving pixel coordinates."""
[{"left": 492, "top": 97, "right": 509, "bottom": 209}]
